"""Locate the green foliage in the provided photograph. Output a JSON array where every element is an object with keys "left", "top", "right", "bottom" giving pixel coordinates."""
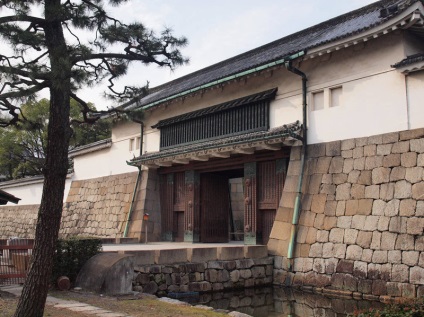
[
  {"left": 0, "top": 98, "right": 112, "bottom": 180},
  {"left": 51, "top": 237, "right": 102, "bottom": 286},
  {"left": 350, "top": 299, "right": 424, "bottom": 317}
]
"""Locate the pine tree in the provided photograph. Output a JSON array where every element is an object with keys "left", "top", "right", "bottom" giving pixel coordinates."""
[{"left": 0, "top": 1, "right": 187, "bottom": 316}]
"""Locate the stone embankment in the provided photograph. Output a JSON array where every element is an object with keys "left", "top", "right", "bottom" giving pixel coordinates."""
[
  {"left": 130, "top": 246, "right": 272, "bottom": 296},
  {"left": 270, "top": 128, "right": 424, "bottom": 298},
  {"left": 0, "top": 172, "right": 137, "bottom": 239}
]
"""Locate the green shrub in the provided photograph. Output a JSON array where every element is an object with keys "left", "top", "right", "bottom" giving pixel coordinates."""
[
  {"left": 350, "top": 299, "right": 424, "bottom": 317},
  {"left": 51, "top": 237, "right": 102, "bottom": 286}
]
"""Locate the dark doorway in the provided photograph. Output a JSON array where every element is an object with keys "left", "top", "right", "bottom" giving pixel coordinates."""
[
  {"left": 200, "top": 173, "right": 231, "bottom": 242},
  {"left": 173, "top": 211, "right": 185, "bottom": 242}
]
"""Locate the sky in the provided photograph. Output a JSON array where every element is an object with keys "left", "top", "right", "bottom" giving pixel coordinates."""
[{"left": 74, "top": 0, "right": 380, "bottom": 110}]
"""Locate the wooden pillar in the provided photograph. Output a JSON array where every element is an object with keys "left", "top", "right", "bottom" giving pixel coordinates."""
[
  {"left": 160, "top": 173, "right": 174, "bottom": 241},
  {"left": 244, "top": 162, "right": 257, "bottom": 245},
  {"left": 184, "top": 170, "right": 200, "bottom": 242},
  {"left": 276, "top": 159, "right": 287, "bottom": 199}
]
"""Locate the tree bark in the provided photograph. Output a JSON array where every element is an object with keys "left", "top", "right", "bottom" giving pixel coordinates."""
[{"left": 14, "top": 1, "right": 72, "bottom": 316}]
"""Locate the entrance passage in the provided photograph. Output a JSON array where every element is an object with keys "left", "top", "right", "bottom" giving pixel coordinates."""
[
  {"left": 200, "top": 173, "right": 230, "bottom": 242},
  {"left": 159, "top": 153, "right": 287, "bottom": 245}
]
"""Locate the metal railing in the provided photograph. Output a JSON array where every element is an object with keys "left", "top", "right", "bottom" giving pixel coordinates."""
[{"left": 0, "top": 238, "right": 34, "bottom": 285}]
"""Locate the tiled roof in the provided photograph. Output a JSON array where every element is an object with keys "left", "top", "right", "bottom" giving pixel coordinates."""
[
  {"left": 130, "top": 121, "right": 301, "bottom": 164},
  {"left": 0, "top": 189, "right": 20, "bottom": 205},
  {"left": 68, "top": 138, "right": 112, "bottom": 158},
  {"left": 126, "top": 0, "right": 418, "bottom": 111},
  {"left": 392, "top": 52, "right": 424, "bottom": 67}
]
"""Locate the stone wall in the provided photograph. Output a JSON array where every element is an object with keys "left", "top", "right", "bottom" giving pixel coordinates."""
[
  {"left": 60, "top": 172, "right": 138, "bottom": 238},
  {"left": 124, "top": 245, "right": 271, "bottom": 296},
  {"left": 0, "top": 205, "right": 39, "bottom": 238},
  {"left": 269, "top": 128, "right": 424, "bottom": 298},
  {"left": 126, "top": 169, "right": 161, "bottom": 242}
]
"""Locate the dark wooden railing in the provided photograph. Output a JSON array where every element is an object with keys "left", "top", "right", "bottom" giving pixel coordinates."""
[
  {"left": 160, "top": 101, "right": 269, "bottom": 149},
  {"left": 0, "top": 238, "right": 34, "bottom": 285}
]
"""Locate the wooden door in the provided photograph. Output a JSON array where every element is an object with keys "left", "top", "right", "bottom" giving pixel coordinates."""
[
  {"left": 257, "top": 160, "right": 286, "bottom": 244},
  {"left": 200, "top": 173, "right": 230, "bottom": 243},
  {"left": 173, "top": 211, "right": 185, "bottom": 242}
]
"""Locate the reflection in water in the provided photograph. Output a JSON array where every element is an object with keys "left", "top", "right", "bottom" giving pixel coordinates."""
[{"left": 173, "top": 287, "right": 385, "bottom": 317}]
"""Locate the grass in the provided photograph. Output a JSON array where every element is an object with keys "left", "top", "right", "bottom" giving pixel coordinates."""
[{"left": 0, "top": 290, "right": 228, "bottom": 317}]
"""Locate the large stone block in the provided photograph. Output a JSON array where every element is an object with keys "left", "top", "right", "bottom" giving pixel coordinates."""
[
  {"left": 380, "top": 183, "right": 395, "bottom": 201},
  {"left": 405, "top": 167, "right": 423, "bottom": 184},
  {"left": 311, "top": 194, "right": 327, "bottom": 214},
  {"left": 219, "top": 247, "right": 244, "bottom": 261},
  {"left": 394, "top": 180, "right": 412, "bottom": 199},
  {"left": 337, "top": 216, "right": 352, "bottom": 229},
  {"left": 383, "top": 154, "right": 401, "bottom": 168},
  {"left": 351, "top": 215, "right": 366, "bottom": 230},
  {"left": 391, "top": 141, "right": 409, "bottom": 154},
  {"left": 365, "top": 156, "right": 383, "bottom": 170},
  {"left": 372, "top": 167, "right": 390, "bottom": 185},
  {"left": 329, "top": 157, "right": 344, "bottom": 174},
  {"left": 354, "top": 157, "right": 366, "bottom": 170},
  {"left": 356, "top": 231, "right": 372, "bottom": 248},
  {"left": 344, "top": 228, "right": 359, "bottom": 245},
  {"left": 336, "top": 183, "right": 351, "bottom": 201},
  {"left": 329, "top": 228, "right": 344, "bottom": 244},
  {"left": 189, "top": 248, "right": 218, "bottom": 263},
  {"left": 400, "top": 152, "right": 417, "bottom": 167},
  {"left": 412, "top": 182, "right": 424, "bottom": 200},
  {"left": 342, "top": 139, "right": 355, "bottom": 151},
  {"left": 244, "top": 245, "right": 268, "bottom": 259},
  {"left": 333, "top": 244, "right": 347, "bottom": 259},
  {"left": 395, "top": 234, "right": 415, "bottom": 251},
  {"left": 406, "top": 217, "right": 423, "bottom": 235},
  {"left": 353, "top": 261, "right": 367, "bottom": 279},
  {"left": 370, "top": 231, "right": 382, "bottom": 249},
  {"left": 326, "top": 141, "right": 341, "bottom": 157},
  {"left": 365, "top": 185, "right": 380, "bottom": 199},
  {"left": 388, "top": 250, "right": 402, "bottom": 264},
  {"left": 156, "top": 249, "right": 188, "bottom": 264},
  {"left": 399, "top": 199, "right": 417, "bottom": 216},
  {"left": 363, "top": 216, "right": 379, "bottom": 231},
  {"left": 389, "top": 217, "right": 408, "bottom": 234},
  {"left": 380, "top": 232, "right": 397, "bottom": 250},
  {"left": 372, "top": 251, "right": 388, "bottom": 264},
  {"left": 364, "top": 144, "right": 377, "bottom": 157},
  {"left": 410, "top": 266, "right": 424, "bottom": 285},
  {"left": 384, "top": 199, "right": 400, "bottom": 217},
  {"left": 346, "top": 245, "right": 363, "bottom": 261},
  {"left": 390, "top": 166, "right": 406, "bottom": 182},
  {"left": 333, "top": 173, "right": 348, "bottom": 185},
  {"left": 402, "top": 251, "right": 419, "bottom": 266},
  {"left": 399, "top": 129, "right": 424, "bottom": 141},
  {"left": 410, "top": 138, "right": 424, "bottom": 153}
]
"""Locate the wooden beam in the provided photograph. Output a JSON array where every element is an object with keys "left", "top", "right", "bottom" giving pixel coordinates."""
[
  {"left": 144, "top": 164, "right": 159, "bottom": 169},
  {"left": 156, "top": 161, "right": 173, "bottom": 167},
  {"left": 233, "top": 148, "right": 255, "bottom": 155},
  {"left": 173, "top": 159, "right": 190, "bottom": 165},
  {"left": 191, "top": 155, "right": 209, "bottom": 161},
  {"left": 210, "top": 151, "right": 231, "bottom": 158},
  {"left": 256, "top": 144, "right": 281, "bottom": 151}
]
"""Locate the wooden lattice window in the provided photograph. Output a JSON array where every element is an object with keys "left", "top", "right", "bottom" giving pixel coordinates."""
[{"left": 153, "top": 88, "right": 277, "bottom": 150}]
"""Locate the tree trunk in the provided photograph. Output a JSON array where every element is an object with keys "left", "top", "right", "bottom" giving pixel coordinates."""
[{"left": 14, "top": 1, "right": 72, "bottom": 316}]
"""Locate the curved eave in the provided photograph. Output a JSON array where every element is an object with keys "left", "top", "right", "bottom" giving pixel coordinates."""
[
  {"left": 69, "top": 139, "right": 112, "bottom": 158},
  {"left": 305, "top": 3, "right": 424, "bottom": 60},
  {"left": 395, "top": 60, "right": 424, "bottom": 73},
  {"left": 128, "top": 122, "right": 302, "bottom": 169}
]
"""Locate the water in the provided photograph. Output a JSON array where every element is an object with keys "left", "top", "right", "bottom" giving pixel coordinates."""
[{"left": 170, "top": 287, "right": 386, "bottom": 317}]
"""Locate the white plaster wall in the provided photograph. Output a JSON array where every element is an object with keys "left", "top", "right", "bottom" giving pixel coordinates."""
[
  {"left": 308, "top": 70, "right": 408, "bottom": 144},
  {"left": 407, "top": 70, "right": 424, "bottom": 130},
  {"left": 72, "top": 141, "right": 139, "bottom": 181},
  {"left": 0, "top": 177, "right": 72, "bottom": 205}
]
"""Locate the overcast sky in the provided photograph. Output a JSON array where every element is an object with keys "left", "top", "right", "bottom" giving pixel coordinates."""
[{"left": 75, "top": 0, "right": 379, "bottom": 110}]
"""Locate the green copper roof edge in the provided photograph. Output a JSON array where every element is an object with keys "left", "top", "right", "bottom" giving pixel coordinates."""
[
  {"left": 140, "top": 51, "right": 305, "bottom": 111},
  {"left": 126, "top": 129, "right": 299, "bottom": 166}
]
